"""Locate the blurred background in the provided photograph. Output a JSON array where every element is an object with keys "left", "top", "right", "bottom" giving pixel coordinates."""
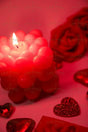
[{"left": 0, "top": 0, "right": 88, "bottom": 41}]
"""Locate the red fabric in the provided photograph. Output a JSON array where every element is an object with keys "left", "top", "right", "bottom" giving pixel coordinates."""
[
  {"left": 67, "top": 7, "right": 88, "bottom": 37},
  {"left": 50, "top": 8, "right": 88, "bottom": 63}
]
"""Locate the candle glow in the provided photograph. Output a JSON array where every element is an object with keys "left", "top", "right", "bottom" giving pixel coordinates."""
[{"left": 12, "top": 33, "right": 19, "bottom": 48}]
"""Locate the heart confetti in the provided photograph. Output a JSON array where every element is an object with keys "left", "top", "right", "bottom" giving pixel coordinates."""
[
  {"left": 0, "top": 103, "right": 15, "bottom": 118},
  {"left": 6, "top": 118, "right": 35, "bottom": 132},
  {"left": 53, "top": 97, "right": 80, "bottom": 117},
  {"left": 74, "top": 69, "right": 88, "bottom": 87}
]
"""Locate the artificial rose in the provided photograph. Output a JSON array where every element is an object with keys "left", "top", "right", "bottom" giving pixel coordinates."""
[
  {"left": 50, "top": 23, "right": 87, "bottom": 62},
  {"left": 67, "top": 7, "right": 88, "bottom": 37}
]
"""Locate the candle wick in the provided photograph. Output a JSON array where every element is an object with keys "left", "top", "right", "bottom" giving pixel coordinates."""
[{"left": 16, "top": 45, "right": 19, "bottom": 48}]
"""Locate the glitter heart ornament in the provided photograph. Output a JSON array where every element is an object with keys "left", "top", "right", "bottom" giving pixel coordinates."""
[
  {"left": 6, "top": 118, "right": 35, "bottom": 132},
  {"left": 53, "top": 97, "right": 80, "bottom": 117},
  {"left": 74, "top": 69, "right": 88, "bottom": 87},
  {"left": 0, "top": 103, "right": 15, "bottom": 118}
]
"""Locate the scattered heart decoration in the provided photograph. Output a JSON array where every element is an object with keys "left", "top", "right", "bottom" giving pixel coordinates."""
[
  {"left": 53, "top": 97, "right": 80, "bottom": 117},
  {"left": 0, "top": 103, "right": 15, "bottom": 118},
  {"left": 74, "top": 69, "right": 88, "bottom": 87},
  {"left": 6, "top": 118, "right": 35, "bottom": 132}
]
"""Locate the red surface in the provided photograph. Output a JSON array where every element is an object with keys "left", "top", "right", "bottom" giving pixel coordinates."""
[{"left": 0, "top": 0, "right": 88, "bottom": 132}]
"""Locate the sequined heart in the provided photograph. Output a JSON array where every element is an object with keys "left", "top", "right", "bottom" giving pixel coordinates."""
[
  {"left": 6, "top": 118, "right": 35, "bottom": 132},
  {"left": 0, "top": 103, "right": 15, "bottom": 118},
  {"left": 53, "top": 97, "right": 80, "bottom": 117},
  {"left": 74, "top": 69, "right": 88, "bottom": 87}
]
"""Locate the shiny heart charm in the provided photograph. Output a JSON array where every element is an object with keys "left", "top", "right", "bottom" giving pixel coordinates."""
[
  {"left": 6, "top": 118, "right": 35, "bottom": 132},
  {"left": 0, "top": 103, "right": 15, "bottom": 118},
  {"left": 74, "top": 69, "right": 88, "bottom": 87}
]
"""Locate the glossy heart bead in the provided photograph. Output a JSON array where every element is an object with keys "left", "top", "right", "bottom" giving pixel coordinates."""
[
  {"left": 6, "top": 118, "right": 35, "bottom": 132},
  {"left": 53, "top": 97, "right": 80, "bottom": 117},
  {"left": 74, "top": 69, "right": 88, "bottom": 87},
  {"left": 0, "top": 103, "right": 15, "bottom": 118}
]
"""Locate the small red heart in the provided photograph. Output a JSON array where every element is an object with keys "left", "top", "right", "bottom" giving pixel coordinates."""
[
  {"left": 0, "top": 103, "right": 15, "bottom": 118},
  {"left": 53, "top": 97, "right": 80, "bottom": 117},
  {"left": 74, "top": 69, "right": 88, "bottom": 87},
  {"left": 6, "top": 118, "right": 35, "bottom": 132}
]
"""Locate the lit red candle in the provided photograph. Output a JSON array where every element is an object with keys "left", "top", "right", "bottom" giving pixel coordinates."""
[{"left": 0, "top": 30, "right": 54, "bottom": 93}]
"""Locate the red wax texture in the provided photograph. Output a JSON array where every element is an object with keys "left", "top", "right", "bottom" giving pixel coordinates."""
[
  {"left": 8, "top": 88, "right": 26, "bottom": 104},
  {"left": 0, "top": 30, "right": 57, "bottom": 103},
  {"left": 17, "top": 74, "right": 36, "bottom": 89}
]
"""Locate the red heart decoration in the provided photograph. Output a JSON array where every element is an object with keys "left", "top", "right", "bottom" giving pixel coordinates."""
[
  {"left": 53, "top": 97, "right": 80, "bottom": 117},
  {"left": 74, "top": 69, "right": 88, "bottom": 87},
  {"left": 0, "top": 103, "right": 15, "bottom": 118},
  {"left": 6, "top": 118, "right": 35, "bottom": 132}
]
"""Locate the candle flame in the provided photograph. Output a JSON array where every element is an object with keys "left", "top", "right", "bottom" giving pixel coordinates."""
[{"left": 12, "top": 33, "right": 19, "bottom": 48}]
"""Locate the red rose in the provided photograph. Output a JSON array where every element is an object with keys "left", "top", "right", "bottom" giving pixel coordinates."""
[
  {"left": 50, "top": 23, "right": 87, "bottom": 62},
  {"left": 67, "top": 7, "right": 88, "bottom": 37}
]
